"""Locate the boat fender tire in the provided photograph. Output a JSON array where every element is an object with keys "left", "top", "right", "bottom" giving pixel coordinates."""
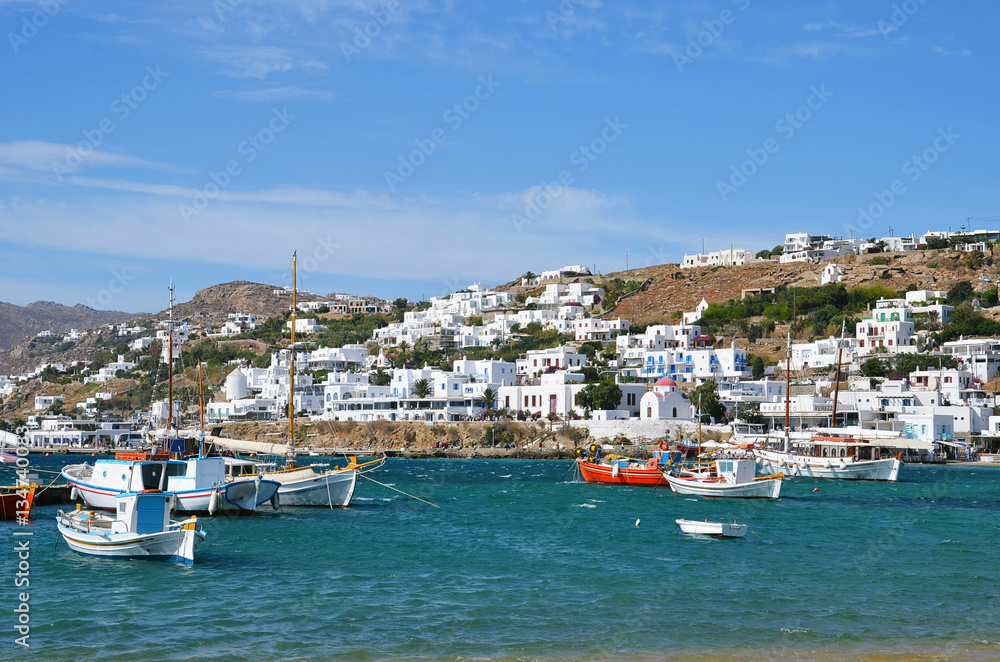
[
  {"left": 270, "top": 493, "right": 280, "bottom": 511},
  {"left": 70, "top": 486, "right": 78, "bottom": 501},
  {"left": 823, "top": 461, "right": 832, "bottom": 469},
  {"left": 659, "top": 441, "right": 669, "bottom": 451}
]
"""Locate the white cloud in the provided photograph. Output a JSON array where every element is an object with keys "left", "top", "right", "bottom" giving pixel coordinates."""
[
  {"left": 201, "top": 46, "right": 327, "bottom": 79},
  {"left": 0, "top": 181, "right": 671, "bottom": 284},
  {"left": 0, "top": 141, "right": 165, "bottom": 173},
  {"left": 213, "top": 85, "right": 335, "bottom": 101}
]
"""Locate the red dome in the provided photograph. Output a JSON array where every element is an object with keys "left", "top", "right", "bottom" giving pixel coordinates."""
[{"left": 654, "top": 377, "right": 676, "bottom": 387}]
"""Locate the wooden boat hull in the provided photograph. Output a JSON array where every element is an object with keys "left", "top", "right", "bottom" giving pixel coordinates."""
[
  {"left": 56, "top": 518, "right": 205, "bottom": 564},
  {"left": 755, "top": 450, "right": 901, "bottom": 481},
  {"left": 577, "top": 459, "right": 666, "bottom": 487},
  {"left": 63, "top": 467, "right": 279, "bottom": 514},
  {"left": 676, "top": 519, "right": 748, "bottom": 537},
  {"left": 267, "top": 469, "right": 357, "bottom": 507},
  {"left": 664, "top": 473, "right": 781, "bottom": 498},
  {"left": 0, "top": 485, "right": 35, "bottom": 520}
]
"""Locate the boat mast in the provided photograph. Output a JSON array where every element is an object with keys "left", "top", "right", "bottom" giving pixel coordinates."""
[
  {"left": 697, "top": 392, "right": 702, "bottom": 460},
  {"left": 831, "top": 320, "right": 845, "bottom": 429},
  {"left": 168, "top": 280, "right": 174, "bottom": 440},
  {"left": 198, "top": 361, "right": 205, "bottom": 459},
  {"left": 289, "top": 252, "right": 296, "bottom": 451},
  {"left": 784, "top": 331, "right": 791, "bottom": 453}
]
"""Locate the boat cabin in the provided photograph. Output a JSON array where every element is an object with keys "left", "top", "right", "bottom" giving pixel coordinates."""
[
  {"left": 715, "top": 459, "right": 757, "bottom": 484},
  {"left": 113, "top": 492, "right": 171, "bottom": 534},
  {"left": 89, "top": 459, "right": 187, "bottom": 492},
  {"left": 165, "top": 457, "right": 226, "bottom": 492}
]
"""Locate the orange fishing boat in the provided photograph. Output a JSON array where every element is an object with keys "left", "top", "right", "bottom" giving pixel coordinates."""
[
  {"left": 576, "top": 445, "right": 674, "bottom": 487},
  {"left": 0, "top": 483, "right": 36, "bottom": 520}
]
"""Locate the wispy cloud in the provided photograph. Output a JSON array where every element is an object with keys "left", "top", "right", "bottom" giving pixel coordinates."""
[
  {"left": 201, "top": 46, "right": 327, "bottom": 79},
  {"left": 213, "top": 85, "right": 334, "bottom": 101},
  {"left": 934, "top": 46, "right": 972, "bottom": 56},
  {"left": 804, "top": 22, "right": 883, "bottom": 39},
  {"left": 0, "top": 180, "right": 663, "bottom": 285},
  {"left": 0, "top": 141, "right": 165, "bottom": 173}
]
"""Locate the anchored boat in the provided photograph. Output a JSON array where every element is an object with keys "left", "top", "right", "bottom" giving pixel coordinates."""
[
  {"left": 676, "top": 519, "right": 748, "bottom": 538},
  {"left": 664, "top": 459, "right": 782, "bottom": 498},
  {"left": 57, "top": 492, "right": 205, "bottom": 564}
]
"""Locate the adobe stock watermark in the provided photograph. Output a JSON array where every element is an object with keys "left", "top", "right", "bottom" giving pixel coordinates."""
[
  {"left": 296, "top": 235, "right": 340, "bottom": 285},
  {"left": 546, "top": 0, "right": 595, "bottom": 30},
  {"left": 179, "top": 107, "right": 295, "bottom": 224},
  {"left": 341, "top": 1, "right": 403, "bottom": 62},
  {"left": 848, "top": 127, "right": 958, "bottom": 236},
  {"left": 673, "top": 0, "right": 751, "bottom": 73},
  {"left": 878, "top": 0, "right": 930, "bottom": 39},
  {"left": 86, "top": 268, "right": 135, "bottom": 310},
  {"left": 7, "top": 0, "right": 69, "bottom": 54},
  {"left": 717, "top": 84, "right": 833, "bottom": 201},
  {"left": 511, "top": 117, "right": 627, "bottom": 235},
  {"left": 51, "top": 66, "right": 169, "bottom": 180},
  {"left": 12, "top": 432, "right": 33, "bottom": 648},
  {"left": 384, "top": 75, "right": 500, "bottom": 192}
]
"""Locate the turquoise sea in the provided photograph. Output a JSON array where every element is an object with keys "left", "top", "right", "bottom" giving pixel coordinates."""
[{"left": 4, "top": 456, "right": 1000, "bottom": 661}]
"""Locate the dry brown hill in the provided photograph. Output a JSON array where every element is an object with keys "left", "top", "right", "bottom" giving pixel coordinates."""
[
  {"left": 604, "top": 248, "right": 992, "bottom": 325},
  {"left": 0, "top": 301, "right": 134, "bottom": 350}
]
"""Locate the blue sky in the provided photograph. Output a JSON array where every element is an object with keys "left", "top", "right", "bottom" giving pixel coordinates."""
[{"left": 0, "top": 0, "right": 997, "bottom": 313}]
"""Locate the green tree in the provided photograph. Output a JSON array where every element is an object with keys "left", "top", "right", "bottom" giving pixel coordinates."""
[
  {"left": 690, "top": 379, "right": 726, "bottom": 423},
  {"left": 391, "top": 298, "right": 408, "bottom": 322},
  {"left": 412, "top": 378, "right": 431, "bottom": 399},
  {"left": 372, "top": 368, "right": 391, "bottom": 386},
  {"left": 947, "top": 280, "right": 975, "bottom": 304},
  {"left": 477, "top": 387, "right": 498, "bottom": 418},
  {"left": 577, "top": 381, "right": 622, "bottom": 412},
  {"left": 733, "top": 402, "right": 762, "bottom": 424},
  {"left": 861, "top": 357, "right": 887, "bottom": 377},
  {"left": 752, "top": 356, "right": 766, "bottom": 380}
]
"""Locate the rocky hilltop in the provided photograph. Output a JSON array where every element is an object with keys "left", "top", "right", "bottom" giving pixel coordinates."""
[
  {"left": 0, "top": 301, "right": 134, "bottom": 350},
  {"left": 605, "top": 249, "right": 990, "bottom": 324}
]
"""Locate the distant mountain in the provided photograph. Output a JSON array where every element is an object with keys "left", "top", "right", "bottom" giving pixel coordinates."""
[
  {"left": 167, "top": 280, "right": 319, "bottom": 322},
  {"left": 0, "top": 301, "right": 135, "bottom": 350}
]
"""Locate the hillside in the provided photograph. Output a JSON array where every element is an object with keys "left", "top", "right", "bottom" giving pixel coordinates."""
[
  {"left": 603, "top": 249, "right": 992, "bottom": 325},
  {"left": 0, "top": 301, "right": 134, "bottom": 350}
]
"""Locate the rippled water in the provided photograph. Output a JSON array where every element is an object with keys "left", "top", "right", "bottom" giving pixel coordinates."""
[{"left": 4, "top": 457, "right": 1000, "bottom": 660}]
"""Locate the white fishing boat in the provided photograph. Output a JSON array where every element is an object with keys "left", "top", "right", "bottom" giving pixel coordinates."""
[
  {"left": 676, "top": 519, "right": 748, "bottom": 538},
  {"left": 56, "top": 491, "right": 205, "bottom": 564},
  {"left": 664, "top": 459, "right": 782, "bottom": 499},
  {"left": 62, "top": 456, "right": 280, "bottom": 514},
  {"left": 753, "top": 431, "right": 903, "bottom": 481}
]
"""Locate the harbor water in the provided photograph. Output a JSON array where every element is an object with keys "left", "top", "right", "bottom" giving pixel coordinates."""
[{"left": 5, "top": 456, "right": 1000, "bottom": 660}]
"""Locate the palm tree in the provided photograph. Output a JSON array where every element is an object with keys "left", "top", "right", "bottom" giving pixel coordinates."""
[
  {"left": 477, "top": 387, "right": 498, "bottom": 419},
  {"left": 412, "top": 378, "right": 432, "bottom": 399}
]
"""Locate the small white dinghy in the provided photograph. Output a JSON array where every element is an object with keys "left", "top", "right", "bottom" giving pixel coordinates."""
[
  {"left": 57, "top": 491, "right": 206, "bottom": 564},
  {"left": 676, "top": 518, "right": 748, "bottom": 538}
]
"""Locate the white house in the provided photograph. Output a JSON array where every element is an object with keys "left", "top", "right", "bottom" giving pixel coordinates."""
[
  {"left": 516, "top": 346, "right": 587, "bottom": 377},
  {"left": 820, "top": 264, "right": 842, "bottom": 285},
  {"left": 34, "top": 395, "right": 64, "bottom": 410},
  {"left": 287, "top": 318, "right": 327, "bottom": 334},
  {"left": 855, "top": 299, "right": 917, "bottom": 355},
  {"left": 681, "top": 248, "right": 756, "bottom": 269},
  {"left": 639, "top": 377, "right": 693, "bottom": 420},
  {"left": 683, "top": 299, "right": 710, "bottom": 326}
]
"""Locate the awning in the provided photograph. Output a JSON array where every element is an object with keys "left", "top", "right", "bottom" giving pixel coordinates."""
[{"left": 934, "top": 439, "right": 968, "bottom": 448}]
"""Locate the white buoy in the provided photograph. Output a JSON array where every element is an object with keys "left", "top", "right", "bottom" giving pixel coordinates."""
[
  {"left": 70, "top": 486, "right": 78, "bottom": 501},
  {"left": 208, "top": 488, "right": 218, "bottom": 515},
  {"left": 635, "top": 518, "right": 640, "bottom": 527}
]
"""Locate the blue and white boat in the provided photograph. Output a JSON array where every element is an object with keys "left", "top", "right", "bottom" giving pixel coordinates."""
[
  {"left": 62, "top": 455, "right": 280, "bottom": 514},
  {"left": 56, "top": 491, "right": 205, "bottom": 564}
]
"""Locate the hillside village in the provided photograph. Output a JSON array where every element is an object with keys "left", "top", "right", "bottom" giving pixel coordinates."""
[{"left": 6, "top": 228, "right": 1000, "bottom": 458}]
